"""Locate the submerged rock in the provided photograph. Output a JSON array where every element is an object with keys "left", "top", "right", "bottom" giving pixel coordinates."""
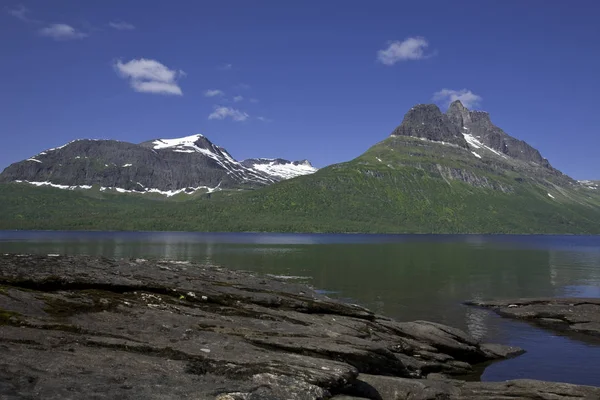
[
  {"left": 0, "top": 255, "right": 597, "bottom": 399},
  {"left": 466, "top": 298, "right": 600, "bottom": 339}
]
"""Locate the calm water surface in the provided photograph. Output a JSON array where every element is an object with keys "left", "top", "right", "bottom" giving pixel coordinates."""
[{"left": 1, "top": 231, "right": 599, "bottom": 385}]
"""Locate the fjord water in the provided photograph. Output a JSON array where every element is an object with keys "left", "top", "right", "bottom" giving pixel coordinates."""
[{"left": 1, "top": 232, "right": 599, "bottom": 385}]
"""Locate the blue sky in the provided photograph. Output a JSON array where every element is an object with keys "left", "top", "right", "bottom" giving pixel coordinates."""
[{"left": 1, "top": 0, "right": 599, "bottom": 179}]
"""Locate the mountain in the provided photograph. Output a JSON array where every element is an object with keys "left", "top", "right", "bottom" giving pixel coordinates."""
[
  {"left": 1, "top": 101, "right": 599, "bottom": 233},
  {"left": 0, "top": 134, "right": 316, "bottom": 196}
]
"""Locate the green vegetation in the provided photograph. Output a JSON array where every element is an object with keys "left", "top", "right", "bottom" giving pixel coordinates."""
[
  {"left": 1, "top": 137, "right": 599, "bottom": 233},
  {"left": 0, "top": 308, "right": 20, "bottom": 325}
]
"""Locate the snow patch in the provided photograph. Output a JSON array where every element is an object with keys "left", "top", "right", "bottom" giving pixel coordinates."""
[
  {"left": 122, "top": 164, "right": 132, "bottom": 167},
  {"left": 152, "top": 134, "right": 204, "bottom": 150},
  {"left": 471, "top": 152, "right": 482, "bottom": 159},
  {"left": 250, "top": 161, "right": 317, "bottom": 180},
  {"left": 13, "top": 180, "right": 220, "bottom": 197},
  {"left": 152, "top": 134, "right": 275, "bottom": 185},
  {"left": 15, "top": 181, "right": 92, "bottom": 190},
  {"left": 416, "top": 137, "right": 461, "bottom": 148},
  {"left": 462, "top": 133, "right": 508, "bottom": 159},
  {"left": 579, "top": 180, "right": 599, "bottom": 190},
  {"left": 26, "top": 158, "right": 42, "bottom": 163},
  {"left": 548, "top": 193, "right": 555, "bottom": 199},
  {"left": 101, "top": 182, "right": 222, "bottom": 197}
]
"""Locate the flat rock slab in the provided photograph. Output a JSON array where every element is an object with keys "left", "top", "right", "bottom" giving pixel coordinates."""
[
  {"left": 344, "top": 374, "right": 600, "bottom": 400},
  {"left": 0, "top": 255, "right": 596, "bottom": 399},
  {"left": 466, "top": 298, "right": 600, "bottom": 339}
]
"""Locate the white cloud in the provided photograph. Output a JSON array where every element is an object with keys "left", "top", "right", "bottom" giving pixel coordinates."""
[
  {"left": 39, "top": 24, "right": 87, "bottom": 40},
  {"left": 377, "top": 37, "right": 431, "bottom": 65},
  {"left": 432, "top": 88, "right": 482, "bottom": 109},
  {"left": 131, "top": 81, "right": 182, "bottom": 95},
  {"left": 236, "top": 83, "right": 251, "bottom": 90},
  {"left": 218, "top": 63, "right": 233, "bottom": 70},
  {"left": 109, "top": 21, "right": 135, "bottom": 30},
  {"left": 233, "top": 95, "right": 243, "bottom": 102},
  {"left": 114, "top": 58, "right": 184, "bottom": 96},
  {"left": 249, "top": 98, "right": 259, "bottom": 103},
  {"left": 204, "top": 89, "right": 224, "bottom": 97},
  {"left": 257, "top": 116, "right": 272, "bottom": 122},
  {"left": 208, "top": 106, "right": 249, "bottom": 122}
]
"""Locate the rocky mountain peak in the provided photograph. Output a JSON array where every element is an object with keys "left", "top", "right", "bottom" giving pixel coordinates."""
[
  {"left": 391, "top": 101, "right": 555, "bottom": 170},
  {"left": 391, "top": 104, "right": 468, "bottom": 148},
  {"left": 446, "top": 100, "right": 472, "bottom": 127}
]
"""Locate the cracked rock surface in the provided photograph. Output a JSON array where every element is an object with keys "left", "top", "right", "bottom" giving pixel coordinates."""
[{"left": 1, "top": 255, "right": 598, "bottom": 399}]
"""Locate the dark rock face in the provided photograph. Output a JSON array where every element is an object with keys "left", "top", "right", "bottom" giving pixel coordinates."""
[
  {"left": 466, "top": 298, "right": 600, "bottom": 339},
  {"left": 391, "top": 104, "right": 468, "bottom": 148},
  {"left": 449, "top": 105, "right": 550, "bottom": 167},
  {"left": 0, "top": 135, "right": 315, "bottom": 193},
  {"left": 393, "top": 100, "right": 554, "bottom": 169},
  {"left": 1, "top": 255, "right": 597, "bottom": 399}
]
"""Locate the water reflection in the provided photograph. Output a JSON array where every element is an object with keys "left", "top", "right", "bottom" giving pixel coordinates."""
[{"left": 1, "top": 232, "right": 600, "bottom": 385}]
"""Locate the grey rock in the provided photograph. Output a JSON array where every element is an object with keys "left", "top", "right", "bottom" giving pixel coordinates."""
[
  {"left": 391, "top": 104, "right": 468, "bottom": 148},
  {"left": 0, "top": 254, "right": 517, "bottom": 399},
  {"left": 466, "top": 298, "right": 600, "bottom": 339},
  {"left": 480, "top": 343, "right": 525, "bottom": 359},
  {"left": 446, "top": 100, "right": 553, "bottom": 168},
  {"left": 344, "top": 374, "right": 600, "bottom": 400}
]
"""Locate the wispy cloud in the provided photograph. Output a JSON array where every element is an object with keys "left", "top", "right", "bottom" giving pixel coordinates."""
[
  {"left": 208, "top": 106, "right": 249, "bottom": 122},
  {"left": 257, "top": 116, "right": 272, "bottom": 123},
  {"left": 204, "top": 89, "right": 224, "bottom": 97},
  {"left": 109, "top": 21, "right": 135, "bottom": 30},
  {"left": 233, "top": 95, "right": 243, "bottom": 102},
  {"left": 249, "top": 98, "right": 259, "bottom": 103},
  {"left": 218, "top": 63, "right": 233, "bottom": 71},
  {"left": 377, "top": 37, "right": 432, "bottom": 65},
  {"left": 7, "top": 4, "right": 37, "bottom": 22},
  {"left": 39, "top": 24, "right": 87, "bottom": 40},
  {"left": 236, "top": 83, "right": 251, "bottom": 90},
  {"left": 432, "top": 88, "right": 482, "bottom": 109},
  {"left": 114, "top": 58, "right": 184, "bottom": 95}
]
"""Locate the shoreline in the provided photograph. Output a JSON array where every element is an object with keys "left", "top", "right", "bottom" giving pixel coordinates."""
[{"left": 1, "top": 254, "right": 599, "bottom": 399}]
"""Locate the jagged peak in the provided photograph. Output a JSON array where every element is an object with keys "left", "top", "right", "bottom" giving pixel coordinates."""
[
  {"left": 448, "top": 100, "right": 467, "bottom": 111},
  {"left": 294, "top": 159, "right": 313, "bottom": 167},
  {"left": 391, "top": 103, "right": 468, "bottom": 148},
  {"left": 408, "top": 103, "right": 443, "bottom": 113},
  {"left": 446, "top": 100, "right": 472, "bottom": 127}
]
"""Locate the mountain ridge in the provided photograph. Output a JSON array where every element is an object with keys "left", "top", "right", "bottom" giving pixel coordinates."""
[{"left": 0, "top": 134, "right": 317, "bottom": 196}]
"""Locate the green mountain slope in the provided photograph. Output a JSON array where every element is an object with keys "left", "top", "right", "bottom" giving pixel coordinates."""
[{"left": 1, "top": 135, "right": 599, "bottom": 233}]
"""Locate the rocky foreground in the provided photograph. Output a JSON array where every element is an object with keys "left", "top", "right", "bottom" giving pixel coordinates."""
[
  {"left": 466, "top": 298, "right": 600, "bottom": 339},
  {"left": 1, "top": 255, "right": 600, "bottom": 399}
]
